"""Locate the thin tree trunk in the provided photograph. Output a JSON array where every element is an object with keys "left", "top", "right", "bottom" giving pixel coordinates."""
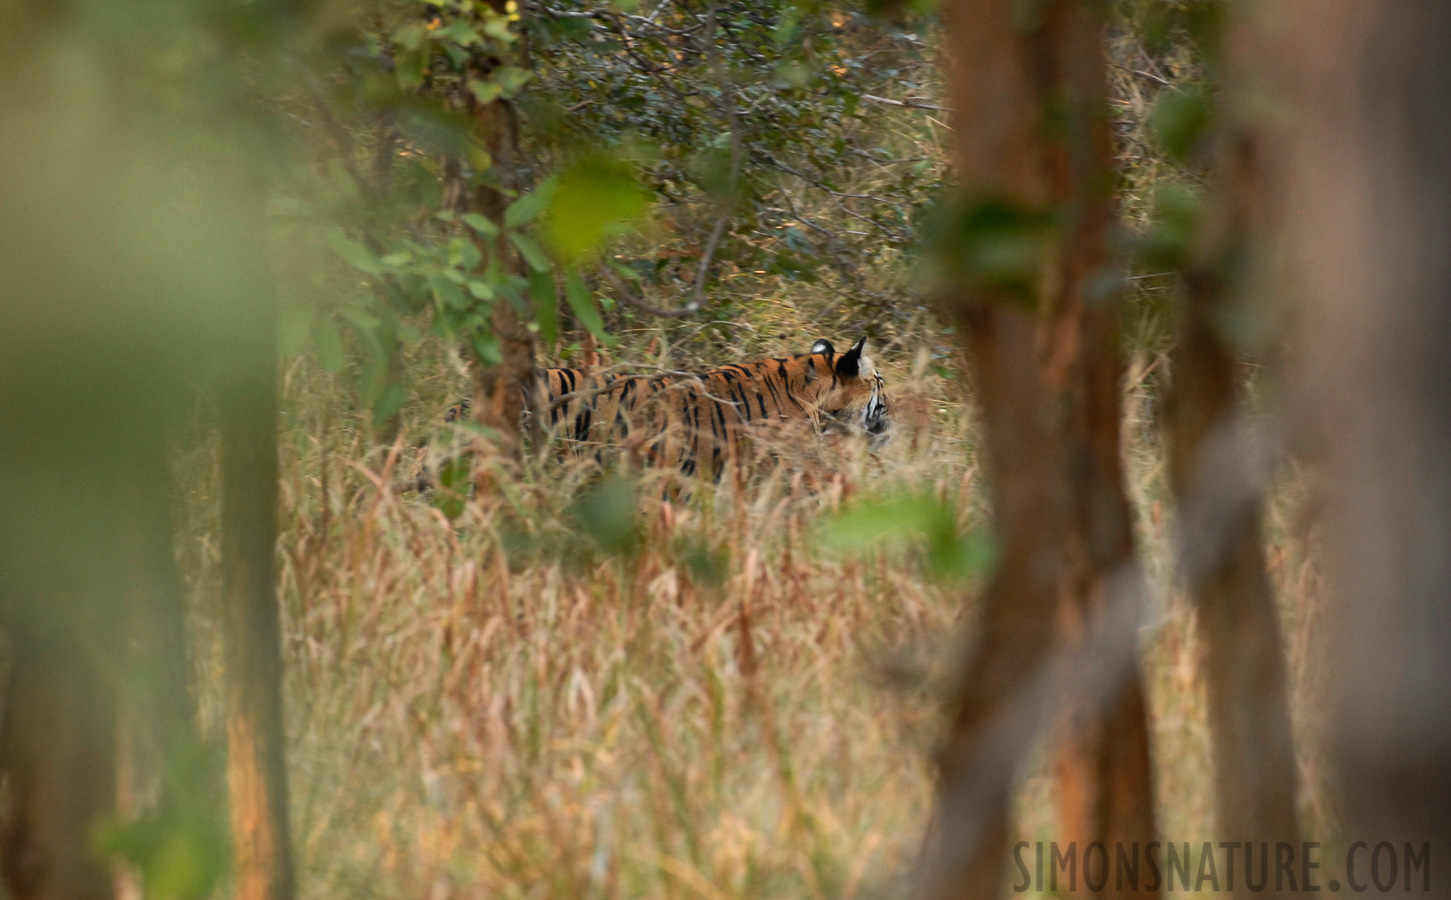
[
  {"left": 221, "top": 293, "right": 295, "bottom": 900},
  {"left": 925, "top": 2, "right": 1158, "bottom": 897},
  {"left": 1164, "top": 16, "right": 1301, "bottom": 873},
  {"left": 467, "top": 1, "right": 536, "bottom": 490},
  {"left": 0, "top": 636, "right": 118, "bottom": 900}
]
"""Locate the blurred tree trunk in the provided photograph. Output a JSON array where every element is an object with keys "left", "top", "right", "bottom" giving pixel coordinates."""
[
  {"left": 221, "top": 293, "right": 296, "bottom": 900},
  {"left": 923, "top": 2, "right": 1157, "bottom": 897},
  {"left": 1274, "top": 1, "right": 1451, "bottom": 889},
  {"left": 466, "top": 0, "right": 536, "bottom": 491},
  {"left": 1164, "top": 12, "right": 1301, "bottom": 888},
  {"left": 0, "top": 630, "right": 119, "bottom": 900}
]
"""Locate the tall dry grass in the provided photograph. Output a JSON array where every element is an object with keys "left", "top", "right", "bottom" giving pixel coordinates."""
[
  {"left": 166, "top": 302, "right": 1330, "bottom": 899},
  {"left": 165, "top": 26, "right": 1337, "bottom": 896}
]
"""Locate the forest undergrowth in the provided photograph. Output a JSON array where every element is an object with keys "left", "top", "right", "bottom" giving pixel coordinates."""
[
  {"left": 166, "top": 13, "right": 1334, "bottom": 897},
  {"left": 168, "top": 301, "right": 1328, "bottom": 899}
]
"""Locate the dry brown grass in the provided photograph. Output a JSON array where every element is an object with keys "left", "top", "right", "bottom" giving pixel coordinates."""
[
  {"left": 165, "top": 305, "right": 1333, "bottom": 899},
  {"left": 164, "top": 36, "right": 1338, "bottom": 895}
]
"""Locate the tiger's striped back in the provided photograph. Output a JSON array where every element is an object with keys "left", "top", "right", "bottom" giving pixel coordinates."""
[
  {"left": 429, "top": 337, "right": 888, "bottom": 483},
  {"left": 530, "top": 336, "right": 889, "bottom": 479}
]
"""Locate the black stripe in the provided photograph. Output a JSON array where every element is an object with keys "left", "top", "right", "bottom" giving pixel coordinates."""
[
  {"left": 727, "top": 383, "right": 750, "bottom": 420},
  {"left": 762, "top": 375, "right": 786, "bottom": 414},
  {"left": 711, "top": 398, "right": 727, "bottom": 439}
]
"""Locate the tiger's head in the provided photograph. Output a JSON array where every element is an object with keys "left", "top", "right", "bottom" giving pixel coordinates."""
[{"left": 811, "top": 336, "right": 890, "bottom": 440}]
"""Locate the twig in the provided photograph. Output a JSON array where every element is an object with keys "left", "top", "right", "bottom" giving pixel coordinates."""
[
  {"left": 301, "top": 67, "right": 381, "bottom": 209},
  {"left": 687, "top": 0, "right": 744, "bottom": 311},
  {"left": 600, "top": 267, "right": 704, "bottom": 319},
  {"left": 768, "top": 159, "right": 894, "bottom": 205},
  {"left": 1111, "top": 61, "right": 1173, "bottom": 87},
  {"left": 861, "top": 93, "right": 954, "bottom": 114}
]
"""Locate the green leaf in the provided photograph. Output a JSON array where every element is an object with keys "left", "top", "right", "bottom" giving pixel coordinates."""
[
  {"left": 396, "top": 43, "right": 428, "bottom": 91},
  {"left": 439, "top": 19, "right": 481, "bottom": 47},
  {"left": 1150, "top": 86, "right": 1214, "bottom": 164},
  {"left": 504, "top": 178, "right": 558, "bottom": 230},
  {"left": 608, "top": 260, "right": 642, "bottom": 282},
  {"left": 482, "top": 15, "right": 516, "bottom": 42},
  {"left": 472, "top": 330, "right": 503, "bottom": 366},
  {"left": 818, "top": 492, "right": 994, "bottom": 583},
  {"left": 447, "top": 236, "right": 482, "bottom": 270},
  {"left": 434, "top": 455, "right": 470, "bottom": 521},
  {"left": 278, "top": 304, "right": 312, "bottom": 357},
  {"left": 468, "top": 79, "right": 504, "bottom": 105},
  {"left": 818, "top": 494, "right": 949, "bottom": 551},
  {"left": 543, "top": 155, "right": 651, "bottom": 262},
  {"left": 565, "top": 269, "right": 609, "bottom": 342},
  {"left": 265, "top": 195, "right": 313, "bottom": 220},
  {"left": 567, "top": 475, "right": 638, "bottom": 556},
  {"left": 529, "top": 269, "right": 560, "bottom": 347},
  {"left": 1136, "top": 182, "right": 1205, "bottom": 272},
  {"left": 393, "top": 22, "right": 427, "bottom": 51},
  {"left": 461, "top": 212, "right": 499, "bottom": 237},
  {"left": 430, "top": 274, "right": 468, "bottom": 311},
  {"left": 372, "top": 381, "right": 407, "bottom": 430},
  {"left": 313, "top": 315, "right": 346, "bottom": 373},
  {"left": 326, "top": 231, "right": 381, "bottom": 276},
  {"left": 467, "top": 280, "right": 496, "bottom": 301},
  {"left": 493, "top": 66, "right": 533, "bottom": 96},
  {"left": 341, "top": 306, "right": 381, "bottom": 333},
  {"left": 926, "top": 197, "right": 1058, "bottom": 306},
  {"left": 509, "top": 232, "right": 552, "bottom": 272}
]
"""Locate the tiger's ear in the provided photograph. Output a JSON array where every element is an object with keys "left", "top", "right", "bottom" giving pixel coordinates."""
[
  {"left": 811, "top": 338, "right": 835, "bottom": 355},
  {"left": 835, "top": 336, "right": 867, "bottom": 377}
]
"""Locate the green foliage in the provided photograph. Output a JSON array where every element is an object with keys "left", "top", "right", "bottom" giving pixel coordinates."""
[
  {"left": 544, "top": 155, "right": 651, "bottom": 262},
  {"left": 262, "top": 0, "right": 946, "bottom": 430},
  {"left": 924, "top": 197, "right": 1059, "bottom": 307},
  {"left": 1149, "top": 85, "right": 1214, "bottom": 165},
  {"left": 522, "top": 1, "right": 943, "bottom": 315},
  {"left": 566, "top": 268, "right": 613, "bottom": 345},
  {"left": 95, "top": 741, "right": 230, "bottom": 900},
  {"left": 280, "top": 0, "right": 627, "bottom": 431},
  {"left": 818, "top": 491, "right": 994, "bottom": 583},
  {"left": 1136, "top": 181, "right": 1205, "bottom": 273},
  {"left": 1118, "top": 0, "right": 1224, "bottom": 66},
  {"left": 567, "top": 475, "right": 640, "bottom": 556},
  {"left": 678, "top": 537, "right": 730, "bottom": 588},
  {"left": 433, "top": 454, "right": 473, "bottom": 521}
]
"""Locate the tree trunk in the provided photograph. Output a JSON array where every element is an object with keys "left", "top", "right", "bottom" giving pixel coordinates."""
[
  {"left": 1274, "top": 1, "right": 1451, "bottom": 889},
  {"left": 1164, "top": 14, "right": 1301, "bottom": 880},
  {"left": 221, "top": 294, "right": 296, "bottom": 900},
  {"left": 467, "top": 1, "right": 537, "bottom": 491},
  {"left": 0, "top": 636, "right": 118, "bottom": 900},
  {"left": 923, "top": 2, "right": 1158, "bottom": 897}
]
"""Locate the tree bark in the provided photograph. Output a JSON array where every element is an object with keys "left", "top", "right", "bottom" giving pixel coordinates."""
[
  {"left": 924, "top": 3, "right": 1158, "bottom": 897},
  {"left": 467, "top": 1, "right": 537, "bottom": 490},
  {"left": 221, "top": 294, "right": 296, "bottom": 900},
  {"left": 1274, "top": 1, "right": 1451, "bottom": 889},
  {"left": 1164, "top": 15, "right": 1302, "bottom": 880},
  {"left": 0, "top": 635, "right": 118, "bottom": 900}
]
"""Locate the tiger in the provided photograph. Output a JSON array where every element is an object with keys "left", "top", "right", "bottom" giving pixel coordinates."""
[{"left": 423, "top": 336, "right": 889, "bottom": 485}]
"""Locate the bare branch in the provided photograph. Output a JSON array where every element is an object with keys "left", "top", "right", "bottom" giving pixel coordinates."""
[
  {"left": 600, "top": 266, "right": 705, "bottom": 319},
  {"left": 861, "top": 93, "right": 954, "bottom": 113}
]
